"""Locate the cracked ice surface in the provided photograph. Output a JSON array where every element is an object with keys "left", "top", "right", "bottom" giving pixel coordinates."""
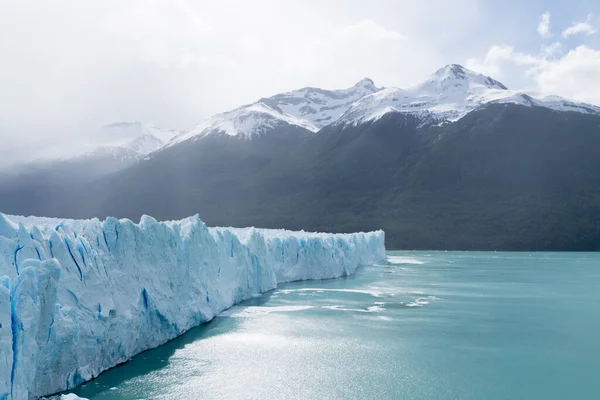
[{"left": 0, "top": 213, "right": 385, "bottom": 399}]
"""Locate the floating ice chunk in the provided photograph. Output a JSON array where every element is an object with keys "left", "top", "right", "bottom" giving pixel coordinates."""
[
  {"left": 386, "top": 256, "right": 424, "bottom": 265},
  {"left": 42, "top": 394, "right": 89, "bottom": 400},
  {"left": 277, "top": 288, "right": 384, "bottom": 297},
  {"left": 220, "top": 305, "right": 313, "bottom": 318},
  {"left": 406, "top": 296, "right": 441, "bottom": 307},
  {"left": 62, "top": 395, "right": 89, "bottom": 400}
]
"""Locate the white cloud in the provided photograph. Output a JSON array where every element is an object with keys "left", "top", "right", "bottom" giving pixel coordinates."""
[
  {"left": 534, "top": 46, "right": 600, "bottom": 104},
  {"left": 562, "top": 14, "right": 597, "bottom": 38},
  {"left": 338, "top": 19, "right": 405, "bottom": 41},
  {"left": 310, "top": 19, "right": 409, "bottom": 77},
  {"left": 466, "top": 45, "right": 513, "bottom": 78},
  {"left": 466, "top": 10, "right": 600, "bottom": 104},
  {"left": 541, "top": 42, "right": 563, "bottom": 57},
  {"left": 0, "top": 0, "right": 496, "bottom": 164},
  {"left": 537, "top": 12, "right": 552, "bottom": 38},
  {"left": 467, "top": 43, "right": 600, "bottom": 106},
  {"left": 465, "top": 45, "right": 541, "bottom": 79}
]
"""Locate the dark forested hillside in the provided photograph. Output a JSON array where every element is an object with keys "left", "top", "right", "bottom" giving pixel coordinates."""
[{"left": 2, "top": 104, "right": 600, "bottom": 250}]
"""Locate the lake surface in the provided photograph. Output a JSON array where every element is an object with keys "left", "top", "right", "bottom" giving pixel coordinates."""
[{"left": 71, "top": 251, "right": 600, "bottom": 400}]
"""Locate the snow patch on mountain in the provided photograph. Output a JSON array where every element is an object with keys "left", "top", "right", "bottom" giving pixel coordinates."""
[
  {"left": 42, "top": 123, "right": 180, "bottom": 166},
  {"left": 169, "top": 78, "right": 382, "bottom": 145},
  {"left": 102, "top": 122, "right": 181, "bottom": 145},
  {"left": 123, "top": 134, "right": 165, "bottom": 155},
  {"left": 62, "top": 125, "right": 180, "bottom": 167},
  {"left": 68, "top": 146, "right": 135, "bottom": 163},
  {"left": 169, "top": 103, "right": 320, "bottom": 145},
  {"left": 337, "top": 64, "right": 600, "bottom": 126},
  {"left": 259, "top": 77, "right": 380, "bottom": 128},
  {"left": 167, "top": 64, "right": 600, "bottom": 148}
]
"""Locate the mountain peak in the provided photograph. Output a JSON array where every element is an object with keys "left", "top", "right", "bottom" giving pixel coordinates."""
[
  {"left": 354, "top": 77, "right": 376, "bottom": 90},
  {"left": 171, "top": 79, "right": 384, "bottom": 145},
  {"left": 437, "top": 64, "right": 468, "bottom": 76},
  {"left": 336, "top": 63, "right": 598, "bottom": 127},
  {"left": 101, "top": 121, "right": 182, "bottom": 145},
  {"left": 425, "top": 63, "right": 508, "bottom": 91},
  {"left": 125, "top": 134, "right": 164, "bottom": 155}
]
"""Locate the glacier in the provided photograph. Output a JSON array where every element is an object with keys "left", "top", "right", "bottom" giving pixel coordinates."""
[{"left": 0, "top": 213, "right": 385, "bottom": 399}]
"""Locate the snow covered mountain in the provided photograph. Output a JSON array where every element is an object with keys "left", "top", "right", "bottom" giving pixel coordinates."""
[
  {"left": 167, "top": 65, "right": 600, "bottom": 148},
  {"left": 258, "top": 77, "right": 380, "bottom": 128},
  {"left": 336, "top": 64, "right": 600, "bottom": 126},
  {"left": 75, "top": 133, "right": 165, "bottom": 162},
  {"left": 169, "top": 78, "right": 381, "bottom": 145},
  {"left": 0, "top": 124, "right": 182, "bottom": 209},
  {"left": 102, "top": 121, "right": 181, "bottom": 144},
  {"left": 46, "top": 134, "right": 165, "bottom": 178},
  {"left": 47, "top": 123, "right": 182, "bottom": 174},
  {"left": 123, "top": 134, "right": 165, "bottom": 155},
  {"left": 81, "top": 122, "right": 181, "bottom": 159},
  {"left": 169, "top": 103, "right": 319, "bottom": 145},
  {"left": 3, "top": 63, "right": 600, "bottom": 252}
]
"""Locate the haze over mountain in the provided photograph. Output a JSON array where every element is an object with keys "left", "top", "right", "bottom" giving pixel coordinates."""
[
  {"left": 2, "top": 64, "right": 600, "bottom": 250},
  {"left": 9, "top": 122, "right": 181, "bottom": 173}
]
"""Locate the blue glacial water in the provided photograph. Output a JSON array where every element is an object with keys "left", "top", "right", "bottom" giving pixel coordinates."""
[{"left": 70, "top": 251, "right": 600, "bottom": 400}]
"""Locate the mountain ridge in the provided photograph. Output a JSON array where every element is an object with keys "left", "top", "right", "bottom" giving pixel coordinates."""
[
  {"left": 2, "top": 64, "right": 600, "bottom": 251},
  {"left": 162, "top": 64, "right": 600, "bottom": 152},
  {"left": 336, "top": 64, "right": 600, "bottom": 127},
  {"left": 168, "top": 77, "right": 382, "bottom": 145}
]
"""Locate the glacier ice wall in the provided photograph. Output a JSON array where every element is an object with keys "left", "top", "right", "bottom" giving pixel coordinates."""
[{"left": 0, "top": 213, "right": 385, "bottom": 399}]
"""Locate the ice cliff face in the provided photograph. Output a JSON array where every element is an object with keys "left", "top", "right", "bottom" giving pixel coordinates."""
[{"left": 0, "top": 213, "right": 385, "bottom": 399}]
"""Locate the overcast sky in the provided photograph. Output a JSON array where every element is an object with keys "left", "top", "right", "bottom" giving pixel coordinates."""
[{"left": 1, "top": 0, "right": 600, "bottom": 164}]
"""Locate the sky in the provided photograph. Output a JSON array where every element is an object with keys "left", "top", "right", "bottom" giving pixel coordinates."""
[{"left": 1, "top": 0, "right": 600, "bottom": 164}]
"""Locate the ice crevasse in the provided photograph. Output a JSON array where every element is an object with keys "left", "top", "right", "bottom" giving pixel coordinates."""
[{"left": 0, "top": 213, "right": 385, "bottom": 399}]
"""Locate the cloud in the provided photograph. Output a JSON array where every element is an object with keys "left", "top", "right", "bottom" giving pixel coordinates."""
[
  {"left": 280, "top": 19, "right": 421, "bottom": 88},
  {"left": 534, "top": 46, "right": 600, "bottom": 104},
  {"left": 562, "top": 14, "right": 597, "bottom": 38},
  {"left": 103, "top": 1, "right": 239, "bottom": 69},
  {"left": 537, "top": 12, "right": 552, "bottom": 38},
  {"left": 465, "top": 45, "right": 541, "bottom": 79},
  {"left": 541, "top": 42, "right": 563, "bottom": 57},
  {"left": 338, "top": 19, "right": 405, "bottom": 41},
  {"left": 466, "top": 10, "right": 600, "bottom": 105},
  {"left": 467, "top": 43, "right": 600, "bottom": 106},
  {"left": 0, "top": 0, "right": 494, "bottom": 164}
]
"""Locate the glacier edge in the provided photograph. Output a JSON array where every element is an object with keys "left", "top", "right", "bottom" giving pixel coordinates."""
[{"left": 0, "top": 213, "right": 385, "bottom": 399}]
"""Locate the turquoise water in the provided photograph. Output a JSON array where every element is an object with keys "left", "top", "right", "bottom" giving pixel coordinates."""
[{"left": 71, "top": 252, "right": 600, "bottom": 400}]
